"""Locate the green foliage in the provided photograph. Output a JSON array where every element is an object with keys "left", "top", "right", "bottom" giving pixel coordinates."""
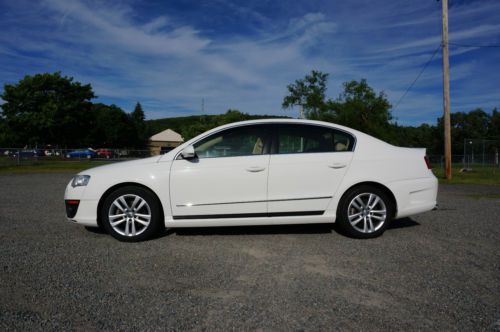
[
  {"left": 1, "top": 72, "right": 95, "bottom": 147},
  {"left": 434, "top": 108, "right": 498, "bottom": 154},
  {"left": 491, "top": 108, "right": 500, "bottom": 139},
  {"left": 283, "top": 70, "right": 499, "bottom": 154},
  {"left": 0, "top": 73, "right": 148, "bottom": 148},
  {"left": 147, "top": 109, "right": 288, "bottom": 141},
  {"left": 282, "top": 70, "right": 329, "bottom": 117},
  {"left": 282, "top": 71, "right": 393, "bottom": 140},
  {"left": 131, "top": 102, "right": 145, "bottom": 122},
  {"left": 130, "top": 102, "right": 148, "bottom": 148},
  {"left": 2, "top": 71, "right": 499, "bottom": 156},
  {"left": 88, "top": 103, "right": 137, "bottom": 148},
  {"left": 328, "top": 79, "right": 392, "bottom": 140},
  {"left": 388, "top": 123, "right": 440, "bottom": 153}
]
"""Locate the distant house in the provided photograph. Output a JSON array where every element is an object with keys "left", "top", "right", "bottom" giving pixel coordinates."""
[{"left": 149, "top": 129, "right": 184, "bottom": 155}]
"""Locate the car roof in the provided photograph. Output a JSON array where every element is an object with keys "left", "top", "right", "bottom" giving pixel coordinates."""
[{"left": 207, "top": 118, "right": 364, "bottom": 137}]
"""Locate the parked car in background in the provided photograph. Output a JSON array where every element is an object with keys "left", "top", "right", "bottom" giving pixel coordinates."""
[
  {"left": 1, "top": 149, "right": 15, "bottom": 157},
  {"left": 66, "top": 149, "right": 97, "bottom": 159},
  {"left": 96, "top": 149, "right": 113, "bottom": 159},
  {"left": 65, "top": 119, "right": 438, "bottom": 242},
  {"left": 43, "top": 145, "right": 61, "bottom": 157},
  {"left": 13, "top": 149, "right": 43, "bottom": 158}
]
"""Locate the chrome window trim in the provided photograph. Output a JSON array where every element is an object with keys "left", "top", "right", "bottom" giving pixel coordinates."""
[
  {"left": 174, "top": 121, "right": 357, "bottom": 161},
  {"left": 176, "top": 196, "right": 333, "bottom": 207}
]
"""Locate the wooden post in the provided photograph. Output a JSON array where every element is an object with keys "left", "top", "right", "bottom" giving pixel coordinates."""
[{"left": 442, "top": 0, "right": 452, "bottom": 179}]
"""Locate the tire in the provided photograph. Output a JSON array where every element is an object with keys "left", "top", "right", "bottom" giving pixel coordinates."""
[
  {"left": 100, "top": 186, "right": 163, "bottom": 242},
  {"left": 336, "top": 185, "right": 394, "bottom": 239}
]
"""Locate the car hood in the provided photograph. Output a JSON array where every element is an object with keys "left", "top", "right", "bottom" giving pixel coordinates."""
[{"left": 77, "top": 155, "right": 163, "bottom": 176}]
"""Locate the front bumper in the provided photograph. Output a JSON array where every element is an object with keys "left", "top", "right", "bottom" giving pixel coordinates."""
[
  {"left": 65, "top": 200, "right": 80, "bottom": 218},
  {"left": 64, "top": 180, "right": 99, "bottom": 227}
]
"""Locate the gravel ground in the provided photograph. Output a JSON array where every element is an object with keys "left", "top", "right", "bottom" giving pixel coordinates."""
[{"left": 0, "top": 173, "right": 499, "bottom": 331}]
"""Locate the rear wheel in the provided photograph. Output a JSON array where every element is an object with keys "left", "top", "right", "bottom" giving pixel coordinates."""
[
  {"left": 337, "top": 185, "right": 394, "bottom": 239},
  {"left": 101, "top": 186, "right": 162, "bottom": 242}
]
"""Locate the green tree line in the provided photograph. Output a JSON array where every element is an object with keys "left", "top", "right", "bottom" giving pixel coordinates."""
[
  {"left": 146, "top": 109, "right": 287, "bottom": 142},
  {"left": 1, "top": 71, "right": 498, "bottom": 154},
  {"left": 0, "top": 72, "right": 148, "bottom": 148},
  {"left": 282, "top": 71, "right": 499, "bottom": 154}
]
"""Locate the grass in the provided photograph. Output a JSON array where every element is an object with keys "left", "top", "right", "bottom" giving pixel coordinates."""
[
  {"left": 432, "top": 166, "right": 500, "bottom": 186},
  {"left": 0, "top": 159, "right": 113, "bottom": 174},
  {"left": 464, "top": 193, "right": 500, "bottom": 199}
]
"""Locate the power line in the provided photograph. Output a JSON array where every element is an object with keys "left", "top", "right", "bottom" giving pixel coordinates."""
[
  {"left": 393, "top": 44, "right": 441, "bottom": 111},
  {"left": 449, "top": 42, "right": 500, "bottom": 48}
]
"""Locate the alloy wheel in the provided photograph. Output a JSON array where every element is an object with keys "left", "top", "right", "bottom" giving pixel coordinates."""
[
  {"left": 108, "top": 194, "right": 151, "bottom": 237},
  {"left": 347, "top": 193, "right": 387, "bottom": 233}
]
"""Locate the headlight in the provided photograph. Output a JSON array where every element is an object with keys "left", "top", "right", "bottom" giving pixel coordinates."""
[{"left": 71, "top": 175, "right": 91, "bottom": 187}]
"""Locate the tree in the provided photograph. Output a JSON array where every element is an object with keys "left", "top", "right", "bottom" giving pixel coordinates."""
[
  {"left": 282, "top": 70, "right": 329, "bottom": 118},
  {"left": 130, "top": 102, "right": 147, "bottom": 148},
  {"left": 88, "top": 103, "right": 136, "bottom": 148},
  {"left": 283, "top": 72, "right": 393, "bottom": 140},
  {"left": 490, "top": 108, "right": 500, "bottom": 139},
  {"left": 436, "top": 108, "right": 492, "bottom": 154},
  {"left": 131, "top": 102, "right": 145, "bottom": 122},
  {"left": 329, "top": 79, "right": 392, "bottom": 140},
  {"left": 0, "top": 72, "right": 95, "bottom": 146}
]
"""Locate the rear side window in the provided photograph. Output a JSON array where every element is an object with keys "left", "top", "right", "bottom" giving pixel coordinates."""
[
  {"left": 194, "top": 125, "right": 271, "bottom": 158},
  {"left": 277, "top": 124, "right": 355, "bottom": 154}
]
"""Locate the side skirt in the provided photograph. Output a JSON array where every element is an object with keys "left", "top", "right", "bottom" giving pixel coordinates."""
[{"left": 173, "top": 210, "right": 324, "bottom": 220}]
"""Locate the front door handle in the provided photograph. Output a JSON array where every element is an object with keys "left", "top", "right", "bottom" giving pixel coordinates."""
[
  {"left": 328, "top": 163, "right": 347, "bottom": 169},
  {"left": 246, "top": 166, "right": 266, "bottom": 172}
]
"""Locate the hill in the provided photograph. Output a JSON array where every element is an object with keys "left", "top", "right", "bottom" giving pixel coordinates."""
[{"left": 146, "top": 109, "right": 289, "bottom": 141}]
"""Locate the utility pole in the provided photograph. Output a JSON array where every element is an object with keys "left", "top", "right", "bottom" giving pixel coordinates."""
[{"left": 441, "top": 0, "right": 452, "bottom": 179}]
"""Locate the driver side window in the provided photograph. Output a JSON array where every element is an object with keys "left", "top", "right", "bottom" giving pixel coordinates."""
[{"left": 194, "top": 125, "right": 270, "bottom": 159}]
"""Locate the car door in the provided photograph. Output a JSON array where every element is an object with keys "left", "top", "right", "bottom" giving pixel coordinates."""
[
  {"left": 267, "top": 124, "right": 355, "bottom": 214},
  {"left": 170, "top": 124, "right": 272, "bottom": 218}
]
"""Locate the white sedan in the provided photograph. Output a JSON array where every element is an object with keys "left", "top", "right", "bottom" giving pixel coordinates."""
[{"left": 64, "top": 119, "right": 438, "bottom": 241}]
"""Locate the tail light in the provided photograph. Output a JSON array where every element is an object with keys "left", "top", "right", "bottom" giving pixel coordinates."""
[{"left": 424, "top": 156, "right": 432, "bottom": 169}]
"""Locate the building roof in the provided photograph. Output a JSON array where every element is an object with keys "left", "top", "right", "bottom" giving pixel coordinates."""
[{"left": 150, "top": 128, "right": 184, "bottom": 142}]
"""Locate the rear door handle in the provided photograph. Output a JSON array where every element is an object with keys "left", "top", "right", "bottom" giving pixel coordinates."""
[
  {"left": 246, "top": 166, "right": 266, "bottom": 172},
  {"left": 328, "top": 163, "right": 347, "bottom": 169}
]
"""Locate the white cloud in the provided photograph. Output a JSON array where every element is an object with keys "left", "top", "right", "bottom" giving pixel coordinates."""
[{"left": 0, "top": 0, "right": 498, "bottom": 125}]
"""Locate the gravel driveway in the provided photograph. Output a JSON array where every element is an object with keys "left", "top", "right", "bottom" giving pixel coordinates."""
[{"left": 0, "top": 173, "right": 499, "bottom": 330}]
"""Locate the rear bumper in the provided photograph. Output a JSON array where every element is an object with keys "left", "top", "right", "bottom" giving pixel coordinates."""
[{"left": 388, "top": 176, "right": 438, "bottom": 219}]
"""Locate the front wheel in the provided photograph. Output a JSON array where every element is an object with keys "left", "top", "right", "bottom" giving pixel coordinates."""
[
  {"left": 336, "top": 185, "right": 394, "bottom": 239},
  {"left": 101, "top": 186, "right": 163, "bottom": 242}
]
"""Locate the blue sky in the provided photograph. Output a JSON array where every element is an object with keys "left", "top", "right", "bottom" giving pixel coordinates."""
[{"left": 0, "top": 0, "right": 499, "bottom": 125}]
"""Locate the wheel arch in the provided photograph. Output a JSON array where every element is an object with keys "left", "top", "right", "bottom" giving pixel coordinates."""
[
  {"left": 336, "top": 181, "right": 397, "bottom": 218},
  {"left": 96, "top": 182, "right": 165, "bottom": 228}
]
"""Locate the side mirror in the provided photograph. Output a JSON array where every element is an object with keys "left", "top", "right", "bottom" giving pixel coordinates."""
[{"left": 180, "top": 145, "right": 196, "bottom": 159}]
